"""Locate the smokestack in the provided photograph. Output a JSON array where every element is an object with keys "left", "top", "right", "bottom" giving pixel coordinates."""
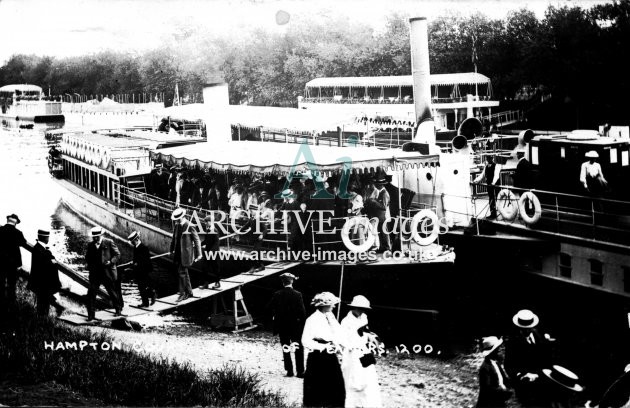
[
  {"left": 202, "top": 82, "right": 232, "bottom": 144},
  {"left": 409, "top": 17, "right": 436, "bottom": 145}
]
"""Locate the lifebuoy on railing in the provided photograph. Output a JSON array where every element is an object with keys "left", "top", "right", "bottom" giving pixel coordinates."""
[
  {"left": 519, "top": 191, "right": 542, "bottom": 225},
  {"left": 341, "top": 217, "right": 376, "bottom": 253},
  {"left": 410, "top": 209, "right": 440, "bottom": 246},
  {"left": 496, "top": 189, "right": 519, "bottom": 221}
]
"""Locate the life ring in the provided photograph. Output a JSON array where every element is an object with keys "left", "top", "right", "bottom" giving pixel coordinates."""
[
  {"left": 496, "top": 189, "right": 519, "bottom": 221},
  {"left": 410, "top": 209, "right": 440, "bottom": 246},
  {"left": 519, "top": 191, "right": 542, "bottom": 225},
  {"left": 341, "top": 217, "right": 376, "bottom": 253}
]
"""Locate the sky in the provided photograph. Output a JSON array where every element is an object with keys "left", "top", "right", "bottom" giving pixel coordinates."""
[{"left": 0, "top": 0, "right": 611, "bottom": 64}]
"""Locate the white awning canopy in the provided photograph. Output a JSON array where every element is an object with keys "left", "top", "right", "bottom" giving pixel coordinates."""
[
  {"left": 152, "top": 141, "right": 439, "bottom": 175},
  {"left": 0, "top": 84, "right": 43, "bottom": 93},
  {"left": 161, "top": 104, "right": 355, "bottom": 134},
  {"left": 305, "top": 73, "right": 491, "bottom": 88}
]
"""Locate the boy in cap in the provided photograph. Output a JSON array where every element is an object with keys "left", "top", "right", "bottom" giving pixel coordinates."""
[
  {"left": 27, "top": 229, "right": 65, "bottom": 317},
  {"left": 268, "top": 272, "right": 306, "bottom": 377},
  {"left": 85, "top": 226, "right": 123, "bottom": 319},
  {"left": 0, "top": 214, "right": 28, "bottom": 311},
  {"left": 127, "top": 231, "right": 156, "bottom": 307}
]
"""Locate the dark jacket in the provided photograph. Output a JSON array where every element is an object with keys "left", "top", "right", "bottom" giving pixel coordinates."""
[
  {"left": 132, "top": 242, "right": 153, "bottom": 278},
  {"left": 0, "top": 224, "right": 27, "bottom": 269},
  {"left": 477, "top": 357, "right": 512, "bottom": 408},
  {"left": 27, "top": 242, "right": 61, "bottom": 295},
  {"left": 269, "top": 286, "right": 306, "bottom": 335},
  {"left": 86, "top": 237, "right": 121, "bottom": 281},
  {"left": 170, "top": 219, "right": 201, "bottom": 267},
  {"left": 504, "top": 329, "right": 553, "bottom": 381}
]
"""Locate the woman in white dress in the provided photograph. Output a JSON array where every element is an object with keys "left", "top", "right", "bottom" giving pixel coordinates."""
[
  {"left": 302, "top": 292, "right": 347, "bottom": 407},
  {"left": 341, "top": 295, "right": 382, "bottom": 408}
]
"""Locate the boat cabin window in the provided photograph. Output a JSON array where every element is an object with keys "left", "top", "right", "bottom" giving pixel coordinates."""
[
  {"left": 589, "top": 259, "right": 603, "bottom": 286},
  {"left": 559, "top": 252, "right": 572, "bottom": 278}
]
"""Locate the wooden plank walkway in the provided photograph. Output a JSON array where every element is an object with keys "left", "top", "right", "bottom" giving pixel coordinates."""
[{"left": 58, "top": 261, "right": 301, "bottom": 326}]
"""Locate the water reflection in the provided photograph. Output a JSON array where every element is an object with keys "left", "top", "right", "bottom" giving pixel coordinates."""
[{"left": 0, "top": 114, "right": 174, "bottom": 320}]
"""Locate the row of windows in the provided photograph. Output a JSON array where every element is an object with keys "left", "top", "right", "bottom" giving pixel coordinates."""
[
  {"left": 63, "top": 160, "right": 116, "bottom": 201},
  {"left": 559, "top": 252, "right": 630, "bottom": 292}
]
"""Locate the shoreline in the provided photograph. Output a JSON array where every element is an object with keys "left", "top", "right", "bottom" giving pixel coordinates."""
[{"left": 84, "top": 320, "right": 480, "bottom": 407}]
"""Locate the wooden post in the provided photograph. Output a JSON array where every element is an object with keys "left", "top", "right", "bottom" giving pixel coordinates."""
[{"left": 336, "top": 261, "right": 345, "bottom": 320}]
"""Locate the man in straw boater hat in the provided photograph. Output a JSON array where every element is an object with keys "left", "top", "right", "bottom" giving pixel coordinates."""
[
  {"left": 169, "top": 208, "right": 202, "bottom": 302},
  {"left": 0, "top": 213, "right": 28, "bottom": 314},
  {"left": 85, "top": 226, "right": 123, "bottom": 320},
  {"left": 301, "top": 291, "right": 346, "bottom": 407},
  {"left": 126, "top": 231, "right": 156, "bottom": 308},
  {"left": 340, "top": 295, "right": 382, "bottom": 408},
  {"left": 268, "top": 272, "right": 306, "bottom": 378},
  {"left": 27, "top": 229, "right": 65, "bottom": 317},
  {"left": 580, "top": 150, "right": 609, "bottom": 197},
  {"left": 476, "top": 336, "right": 512, "bottom": 408},
  {"left": 505, "top": 309, "right": 555, "bottom": 406}
]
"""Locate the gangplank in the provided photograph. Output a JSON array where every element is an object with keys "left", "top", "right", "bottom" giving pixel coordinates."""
[{"left": 57, "top": 260, "right": 301, "bottom": 328}]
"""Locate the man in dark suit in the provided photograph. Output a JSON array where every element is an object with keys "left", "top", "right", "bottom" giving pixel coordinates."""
[
  {"left": 477, "top": 336, "right": 512, "bottom": 408},
  {"left": 27, "top": 229, "right": 65, "bottom": 317},
  {"left": 127, "top": 231, "right": 156, "bottom": 308},
  {"left": 269, "top": 272, "right": 306, "bottom": 377},
  {"left": 85, "top": 227, "right": 123, "bottom": 320},
  {"left": 504, "top": 309, "right": 554, "bottom": 407},
  {"left": 170, "top": 208, "right": 202, "bottom": 302},
  {"left": 0, "top": 214, "right": 28, "bottom": 312},
  {"left": 371, "top": 177, "right": 391, "bottom": 252},
  {"left": 199, "top": 219, "right": 222, "bottom": 289}
]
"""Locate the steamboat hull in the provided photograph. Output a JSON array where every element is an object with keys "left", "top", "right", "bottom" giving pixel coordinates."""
[
  {"left": 0, "top": 112, "right": 65, "bottom": 122},
  {"left": 56, "top": 177, "right": 456, "bottom": 341}
]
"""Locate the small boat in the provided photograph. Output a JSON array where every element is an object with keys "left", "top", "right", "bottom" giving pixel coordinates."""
[{"left": 0, "top": 84, "right": 64, "bottom": 122}]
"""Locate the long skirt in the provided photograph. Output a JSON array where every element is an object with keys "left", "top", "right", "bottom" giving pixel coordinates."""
[{"left": 303, "top": 350, "right": 345, "bottom": 408}]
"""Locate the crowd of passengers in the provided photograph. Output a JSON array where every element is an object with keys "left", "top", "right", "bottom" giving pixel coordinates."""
[{"left": 145, "top": 165, "right": 403, "bottom": 253}]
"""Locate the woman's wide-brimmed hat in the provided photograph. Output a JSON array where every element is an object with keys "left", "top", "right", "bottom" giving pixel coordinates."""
[
  {"left": 480, "top": 336, "right": 503, "bottom": 357},
  {"left": 312, "top": 292, "right": 340, "bottom": 307},
  {"left": 512, "top": 309, "right": 540, "bottom": 329},
  {"left": 171, "top": 208, "right": 186, "bottom": 221},
  {"left": 585, "top": 150, "right": 599, "bottom": 159},
  {"left": 347, "top": 295, "right": 371, "bottom": 310},
  {"left": 542, "top": 365, "right": 584, "bottom": 392}
]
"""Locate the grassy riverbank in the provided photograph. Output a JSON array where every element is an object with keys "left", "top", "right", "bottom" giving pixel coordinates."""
[{"left": 0, "top": 283, "right": 291, "bottom": 407}]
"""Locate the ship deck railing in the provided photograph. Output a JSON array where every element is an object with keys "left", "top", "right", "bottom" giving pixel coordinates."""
[
  {"left": 113, "top": 184, "right": 290, "bottom": 253},
  {"left": 466, "top": 183, "right": 630, "bottom": 248},
  {"left": 112, "top": 184, "right": 449, "bottom": 261}
]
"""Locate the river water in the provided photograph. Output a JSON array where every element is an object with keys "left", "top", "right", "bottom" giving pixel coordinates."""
[{"left": 0, "top": 114, "right": 166, "bottom": 313}]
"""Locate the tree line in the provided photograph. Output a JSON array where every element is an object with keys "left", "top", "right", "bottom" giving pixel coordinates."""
[{"left": 1, "top": 1, "right": 629, "bottom": 126}]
